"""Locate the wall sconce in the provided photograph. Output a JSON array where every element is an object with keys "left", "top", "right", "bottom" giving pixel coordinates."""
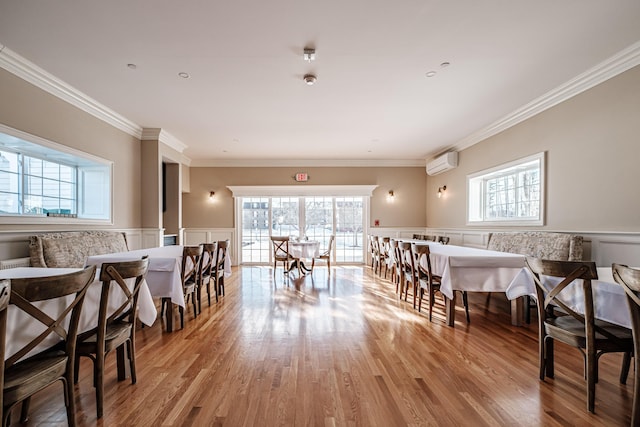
[
  {"left": 387, "top": 190, "right": 395, "bottom": 202},
  {"left": 209, "top": 191, "right": 216, "bottom": 200},
  {"left": 437, "top": 186, "right": 447, "bottom": 199}
]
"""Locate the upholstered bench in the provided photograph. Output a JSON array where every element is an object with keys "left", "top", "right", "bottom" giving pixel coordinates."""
[
  {"left": 487, "top": 231, "right": 583, "bottom": 323},
  {"left": 29, "top": 231, "right": 129, "bottom": 268},
  {"left": 487, "top": 231, "right": 583, "bottom": 262}
]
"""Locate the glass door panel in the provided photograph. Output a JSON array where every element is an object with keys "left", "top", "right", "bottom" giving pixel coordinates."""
[
  {"left": 241, "top": 197, "right": 270, "bottom": 263},
  {"left": 335, "top": 197, "right": 364, "bottom": 262}
]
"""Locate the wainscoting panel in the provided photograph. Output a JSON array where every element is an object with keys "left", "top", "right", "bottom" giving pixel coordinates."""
[{"left": 183, "top": 228, "right": 236, "bottom": 265}]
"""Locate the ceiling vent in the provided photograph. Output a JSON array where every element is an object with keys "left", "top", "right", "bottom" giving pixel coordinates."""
[{"left": 426, "top": 152, "right": 458, "bottom": 176}]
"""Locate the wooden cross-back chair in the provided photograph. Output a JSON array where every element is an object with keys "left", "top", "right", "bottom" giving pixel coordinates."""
[
  {"left": 389, "top": 239, "right": 403, "bottom": 292},
  {"left": 526, "top": 257, "right": 633, "bottom": 413},
  {"left": 370, "top": 236, "right": 381, "bottom": 275},
  {"left": 612, "top": 263, "right": 640, "bottom": 425},
  {"left": 3, "top": 266, "right": 96, "bottom": 427},
  {"left": 399, "top": 242, "right": 418, "bottom": 307},
  {"left": 75, "top": 257, "right": 149, "bottom": 418},
  {"left": 271, "top": 236, "right": 297, "bottom": 276},
  {"left": 371, "top": 237, "right": 390, "bottom": 278},
  {"left": 413, "top": 244, "right": 442, "bottom": 321},
  {"left": 213, "top": 240, "right": 229, "bottom": 297},
  {"left": 312, "top": 235, "right": 335, "bottom": 273},
  {"left": 179, "top": 245, "right": 203, "bottom": 328},
  {"left": 199, "top": 243, "right": 217, "bottom": 309}
]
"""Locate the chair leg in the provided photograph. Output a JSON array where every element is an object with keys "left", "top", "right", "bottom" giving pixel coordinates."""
[
  {"left": 545, "top": 337, "right": 555, "bottom": 378},
  {"left": 179, "top": 306, "right": 184, "bottom": 329},
  {"left": 429, "top": 288, "right": 435, "bottom": 322},
  {"left": 96, "top": 350, "right": 105, "bottom": 418},
  {"left": 192, "top": 292, "right": 198, "bottom": 318},
  {"left": 586, "top": 346, "right": 596, "bottom": 413},
  {"left": 620, "top": 351, "right": 632, "bottom": 384},
  {"left": 462, "top": 291, "right": 470, "bottom": 323},
  {"left": 20, "top": 397, "right": 31, "bottom": 423},
  {"left": 418, "top": 288, "right": 423, "bottom": 312},
  {"left": 64, "top": 376, "right": 77, "bottom": 427},
  {"left": 129, "top": 338, "right": 137, "bottom": 384},
  {"left": 206, "top": 280, "right": 212, "bottom": 306}
]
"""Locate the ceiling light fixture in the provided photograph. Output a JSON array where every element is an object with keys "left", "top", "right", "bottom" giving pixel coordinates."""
[
  {"left": 178, "top": 72, "right": 190, "bottom": 79},
  {"left": 303, "top": 47, "right": 316, "bottom": 62},
  {"left": 303, "top": 74, "right": 317, "bottom": 85},
  {"left": 440, "top": 61, "right": 450, "bottom": 68},
  {"left": 127, "top": 63, "right": 137, "bottom": 70},
  {"left": 426, "top": 71, "right": 437, "bottom": 78}
]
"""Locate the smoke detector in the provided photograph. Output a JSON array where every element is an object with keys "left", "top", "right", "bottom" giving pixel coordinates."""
[{"left": 303, "top": 74, "right": 317, "bottom": 85}]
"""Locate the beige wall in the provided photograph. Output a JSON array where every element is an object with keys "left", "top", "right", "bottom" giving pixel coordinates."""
[
  {"left": 427, "top": 65, "right": 640, "bottom": 232},
  {"left": 183, "top": 167, "right": 427, "bottom": 229},
  {"left": 0, "top": 68, "right": 142, "bottom": 230}
]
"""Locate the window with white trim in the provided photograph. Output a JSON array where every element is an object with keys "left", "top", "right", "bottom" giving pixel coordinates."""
[
  {"left": 467, "top": 152, "right": 545, "bottom": 226},
  {"left": 0, "top": 126, "right": 112, "bottom": 222}
]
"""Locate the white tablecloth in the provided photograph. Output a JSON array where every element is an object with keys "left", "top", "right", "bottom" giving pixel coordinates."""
[
  {"left": 415, "top": 244, "right": 525, "bottom": 299},
  {"left": 506, "top": 266, "right": 630, "bottom": 328},
  {"left": 289, "top": 241, "right": 320, "bottom": 259},
  {"left": 0, "top": 266, "right": 156, "bottom": 361},
  {"left": 85, "top": 246, "right": 185, "bottom": 307}
]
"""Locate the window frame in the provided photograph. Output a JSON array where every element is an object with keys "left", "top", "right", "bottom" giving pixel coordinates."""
[
  {"left": 0, "top": 124, "right": 113, "bottom": 225},
  {"left": 466, "top": 152, "right": 545, "bottom": 226}
]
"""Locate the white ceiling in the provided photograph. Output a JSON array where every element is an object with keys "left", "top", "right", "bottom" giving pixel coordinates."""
[{"left": 1, "top": 1, "right": 640, "bottom": 166}]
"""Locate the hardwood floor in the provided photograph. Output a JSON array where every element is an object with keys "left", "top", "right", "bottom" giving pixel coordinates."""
[{"left": 12, "top": 266, "right": 634, "bottom": 426}]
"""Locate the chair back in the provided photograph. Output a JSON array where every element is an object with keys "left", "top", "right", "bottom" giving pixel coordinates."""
[
  {"left": 400, "top": 242, "right": 415, "bottom": 283},
  {"left": 78, "top": 258, "right": 149, "bottom": 345},
  {"left": 323, "top": 235, "right": 335, "bottom": 256},
  {"left": 181, "top": 245, "right": 204, "bottom": 286},
  {"left": 612, "top": 263, "right": 640, "bottom": 424},
  {"left": 525, "top": 258, "right": 603, "bottom": 337},
  {"left": 5, "top": 266, "right": 96, "bottom": 368},
  {"left": 372, "top": 236, "right": 381, "bottom": 259},
  {"left": 438, "top": 236, "right": 450, "bottom": 245},
  {"left": 271, "top": 236, "right": 291, "bottom": 261},
  {"left": 200, "top": 243, "right": 216, "bottom": 280},
  {"left": 411, "top": 243, "right": 432, "bottom": 282},
  {"left": 215, "top": 240, "right": 229, "bottom": 277}
]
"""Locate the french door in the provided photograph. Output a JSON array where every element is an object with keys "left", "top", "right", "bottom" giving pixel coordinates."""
[{"left": 239, "top": 196, "right": 364, "bottom": 264}]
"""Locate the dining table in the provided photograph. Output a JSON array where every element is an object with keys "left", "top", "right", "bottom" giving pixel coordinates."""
[
  {"left": 85, "top": 245, "right": 232, "bottom": 331},
  {"left": 0, "top": 266, "right": 156, "bottom": 376},
  {"left": 506, "top": 266, "right": 630, "bottom": 328},
  {"left": 396, "top": 240, "right": 526, "bottom": 326},
  {"left": 288, "top": 240, "right": 320, "bottom": 274}
]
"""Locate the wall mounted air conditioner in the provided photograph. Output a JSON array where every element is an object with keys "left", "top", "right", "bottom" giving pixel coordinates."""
[{"left": 426, "top": 152, "right": 458, "bottom": 176}]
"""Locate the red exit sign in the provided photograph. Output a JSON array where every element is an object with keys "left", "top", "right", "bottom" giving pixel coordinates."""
[{"left": 295, "top": 172, "right": 308, "bottom": 182}]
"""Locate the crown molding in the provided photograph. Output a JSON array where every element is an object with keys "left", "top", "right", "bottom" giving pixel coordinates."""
[
  {"left": 445, "top": 40, "right": 640, "bottom": 158},
  {"left": 141, "top": 128, "right": 188, "bottom": 153},
  {"left": 0, "top": 45, "right": 143, "bottom": 139},
  {"left": 189, "top": 158, "right": 426, "bottom": 167}
]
